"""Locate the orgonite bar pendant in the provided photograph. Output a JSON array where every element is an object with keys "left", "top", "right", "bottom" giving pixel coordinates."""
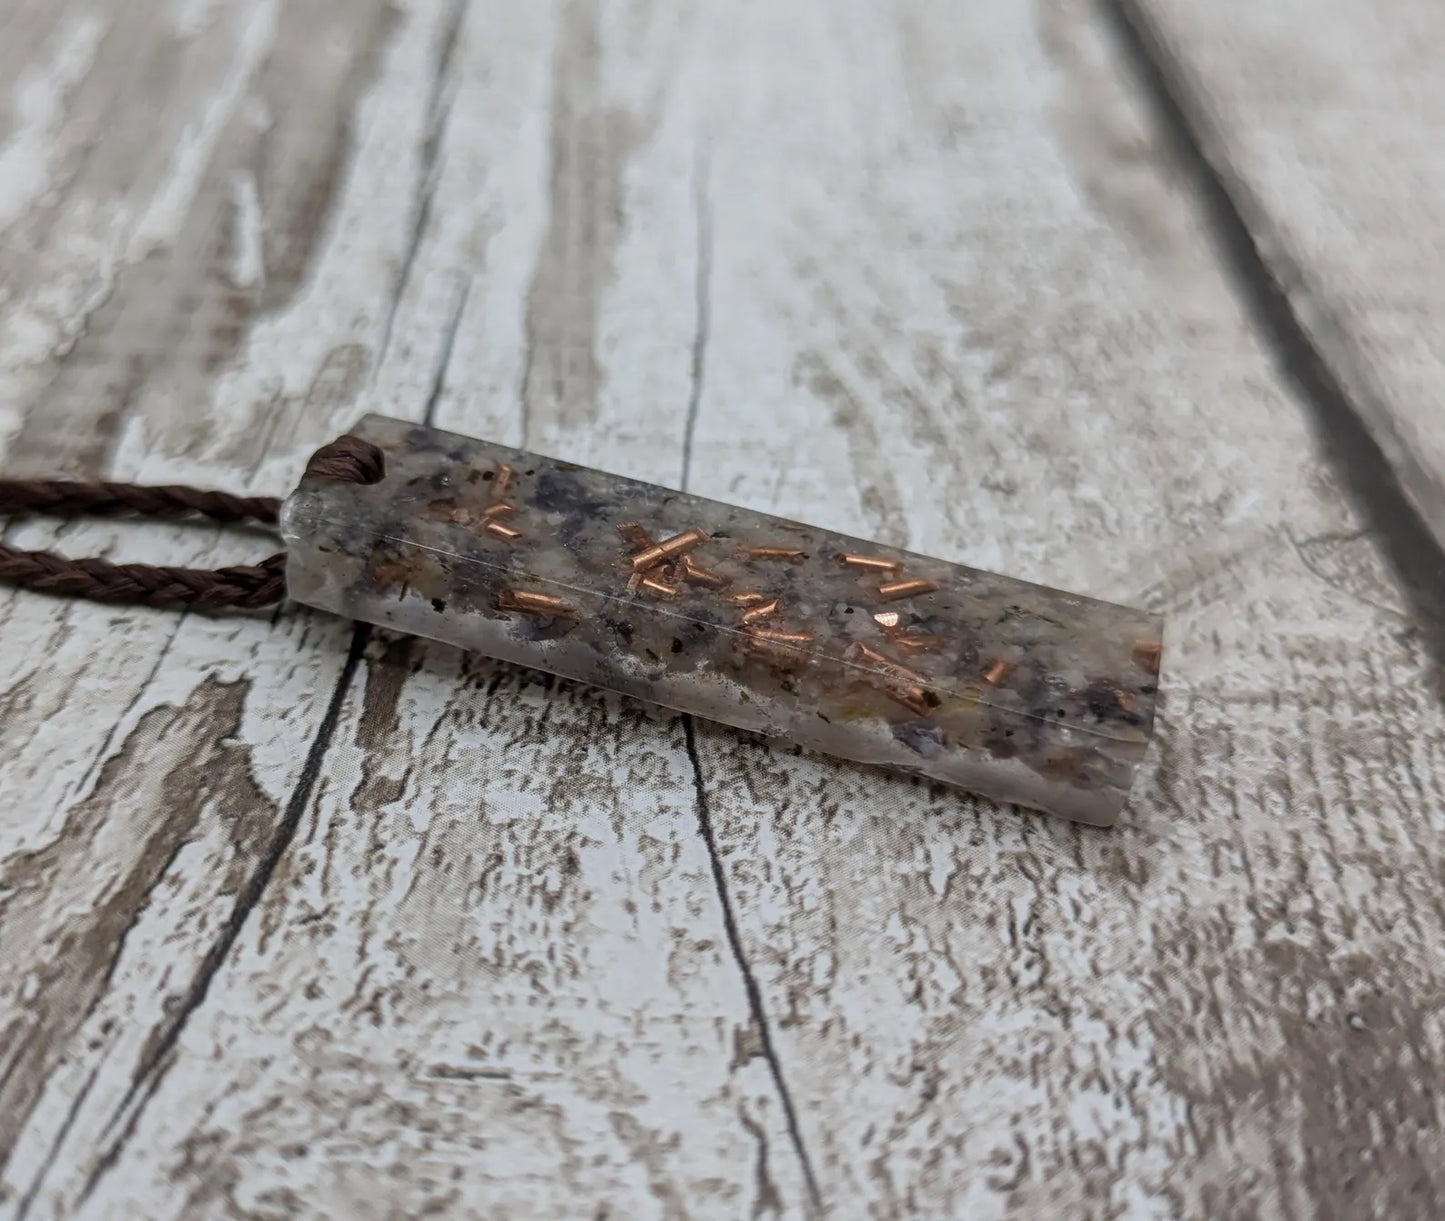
[{"left": 281, "top": 416, "right": 1163, "bottom": 824}]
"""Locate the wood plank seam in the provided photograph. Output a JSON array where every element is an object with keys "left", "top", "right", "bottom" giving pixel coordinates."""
[
  {"left": 421, "top": 282, "right": 471, "bottom": 430},
  {"left": 1100, "top": 0, "right": 1445, "bottom": 684},
  {"left": 683, "top": 718, "right": 823, "bottom": 1211},
  {"left": 70, "top": 624, "right": 371, "bottom": 1210},
  {"left": 377, "top": 0, "right": 469, "bottom": 367},
  {"left": 679, "top": 146, "right": 714, "bottom": 495},
  {"left": 677, "top": 155, "right": 823, "bottom": 1212}
]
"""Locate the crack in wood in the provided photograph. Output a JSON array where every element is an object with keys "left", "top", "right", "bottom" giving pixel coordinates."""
[
  {"left": 422, "top": 280, "right": 471, "bottom": 429},
  {"left": 674, "top": 146, "right": 819, "bottom": 1210},
  {"left": 377, "top": 0, "right": 469, "bottom": 365},
  {"left": 14, "top": 1061, "right": 100, "bottom": 1221},
  {"left": 683, "top": 717, "right": 823, "bottom": 1214},
  {"left": 77, "top": 624, "right": 372, "bottom": 1206},
  {"left": 679, "top": 143, "right": 713, "bottom": 496}
]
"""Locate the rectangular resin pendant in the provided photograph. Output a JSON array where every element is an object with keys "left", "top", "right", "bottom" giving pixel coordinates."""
[{"left": 281, "top": 416, "right": 1163, "bottom": 824}]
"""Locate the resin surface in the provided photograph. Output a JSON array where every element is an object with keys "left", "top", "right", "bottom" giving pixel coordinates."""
[{"left": 281, "top": 416, "right": 1163, "bottom": 823}]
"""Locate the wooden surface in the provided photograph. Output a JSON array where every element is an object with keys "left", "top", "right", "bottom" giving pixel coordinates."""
[
  {"left": 2, "top": 1, "right": 1444, "bottom": 1218},
  {"left": 1120, "top": 0, "right": 1445, "bottom": 554}
]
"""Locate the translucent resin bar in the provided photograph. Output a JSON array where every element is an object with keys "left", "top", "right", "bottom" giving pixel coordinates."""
[{"left": 281, "top": 416, "right": 1163, "bottom": 824}]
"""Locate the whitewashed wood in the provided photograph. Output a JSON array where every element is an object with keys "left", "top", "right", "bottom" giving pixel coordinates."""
[
  {"left": 1119, "top": 0, "right": 1445, "bottom": 553},
  {"left": 0, "top": 2, "right": 794, "bottom": 1218},
  {"left": 2, "top": 0, "right": 1445, "bottom": 1218},
  {"left": 678, "top": 3, "right": 1445, "bottom": 1214},
  {"left": 0, "top": 0, "right": 389, "bottom": 1211}
]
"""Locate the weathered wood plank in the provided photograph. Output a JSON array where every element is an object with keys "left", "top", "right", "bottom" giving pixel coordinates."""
[
  {"left": 3, "top": 0, "right": 1445, "bottom": 1218},
  {"left": 1116, "top": 0, "right": 1445, "bottom": 555},
  {"left": 678, "top": 0, "right": 1445, "bottom": 1214},
  {"left": 0, "top": 0, "right": 391, "bottom": 1205},
  {"left": 1, "top": 2, "right": 790, "bottom": 1217}
]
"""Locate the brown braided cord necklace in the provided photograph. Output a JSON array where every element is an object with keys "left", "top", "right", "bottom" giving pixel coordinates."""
[
  {"left": 0, "top": 434, "right": 382, "bottom": 610},
  {"left": 0, "top": 413, "right": 1166, "bottom": 824}
]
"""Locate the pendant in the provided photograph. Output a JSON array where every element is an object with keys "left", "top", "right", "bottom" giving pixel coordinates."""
[{"left": 280, "top": 416, "right": 1162, "bottom": 824}]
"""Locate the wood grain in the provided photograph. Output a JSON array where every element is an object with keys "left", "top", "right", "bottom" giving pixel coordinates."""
[
  {"left": 679, "top": 3, "right": 1445, "bottom": 1214},
  {"left": 2, "top": 2, "right": 800, "bottom": 1217},
  {"left": 1, "top": 0, "right": 1443, "bottom": 1218},
  {"left": 1116, "top": 0, "right": 1445, "bottom": 556}
]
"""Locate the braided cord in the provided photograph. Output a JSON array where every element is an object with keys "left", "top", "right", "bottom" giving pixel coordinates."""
[{"left": 0, "top": 433, "right": 383, "bottom": 611}]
